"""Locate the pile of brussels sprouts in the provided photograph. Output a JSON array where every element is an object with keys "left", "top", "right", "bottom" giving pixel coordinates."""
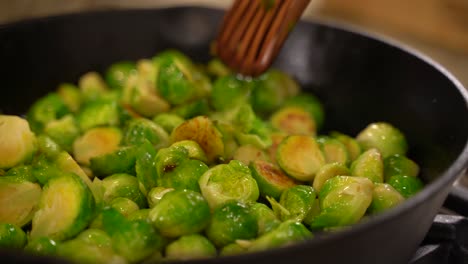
[{"left": 0, "top": 50, "right": 424, "bottom": 263}]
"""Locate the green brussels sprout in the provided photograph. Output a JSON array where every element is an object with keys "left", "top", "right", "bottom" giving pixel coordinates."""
[
  {"left": 44, "top": 114, "right": 80, "bottom": 152},
  {"left": 78, "top": 72, "right": 109, "bottom": 103},
  {"left": 24, "top": 237, "right": 58, "bottom": 256},
  {"left": 214, "top": 121, "right": 239, "bottom": 160},
  {"left": 171, "top": 140, "right": 208, "bottom": 163},
  {"left": 127, "top": 209, "right": 151, "bottom": 222},
  {"left": 102, "top": 208, "right": 165, "bottom": 263},
  {"left": 206, "top": 201, "right": 258, "bottom": 247},
  {"left": 0, "top": 115, "right": 37, "bottom": 169},
  {"left": 276, "top": 135, "right": 325, "bottom": 181},
  {"left": 234, "top": 114, "right": 273, "bottom": 149},
  {"left": 152, "top": 113, "right": 185, "bottom": 134},
  {"left": 350, "top": 148, "right": 384, "bottom": 183},
  {"left": 31, "top": 154, "right": 62, "bottom": 185},
  {"left": 77, "top": 100, "right": 121, "bottom": 131},
  {"left": 135, "top": 140, "right": 158, "bottom": 193},
  {"left": 149, "top": 189, "right": 210, "bottom": 238},
  {"left": 210, "top": 74, "right": 254, "bottom": 111},
  {"left": 171, "top": 98, "right": 210, "bottom": 119},
  {"left": 147, "top": 187, "right": 174, "bottom": 208},
  {"left": 387, "top": 175, "right": 424, "bottom": 198},
  {"left": 268, "top": 185, "right": 316, "bottom": 224},
  {"left": 384, "top": 154, "right": 420, "bottom": 181},
  {"left": 54, "top": 151, "right": 94, "bottom": 191},
  {"left": 75, "top": 228, "right": 112, "bottom": 248},
  {"left": 250, "top": 202, "right": 281, "bottom": 235},
  {"left": 136, "top": 59, "right": 158, "bottom": 85},
  {"left": 57, "top": 83, "right": 82, "bottom": 113},
  {"left": 368, "top": 183, "right": 405, "bottom": 214},
  {"left": 311, "top": 176, "right": 373, "bottom": 229},
  {"left": 30, "top": 173, "right": 95, "bottom": 241},
  {"left": 165, "top": 234, "right": 217, "bottom": 261},
  {"left": 283, "top": 93, "right": 325, "bottom": 130},
  {"left": 122, "top": 118, "right": 169, "bottom": 149},
  {"left": 250, "top": 160, "right": 297, "bottom": 199},
  {"left": 0, "top": 176, "right": 42, "bottom": 227},
  {"left": 313, "top": 162, "right": 350, "bottom": 192},
  {"left": 57, "top": 238, "right": 126, "bottom": 264},
  {"left": 251, "top": 69, "right": 299, "bottom": 114},
  {"left": 329, "top": 131, "right": 362, "bottom": 162},
  {"left": 89, "top": 146, "right": 138, "bottom": 177},
  {"left": 317, "top": 136, "right": 349, "bottom": 165},
  {"left": 27, "top": 93, "right": 70, "bottom": 132},
  {"left": 0, "top": 223, "right": 27, "bottom": 249},
  {"left": 220, "top": 242, "right": 247, "bottom": 256},
  {"left": 101, "top": 173, "right": 147, "bottom": 208},
  {"left": 206, "top": 58, "right": 231, "bottom": 78},
  {"left": 270, "top": 106, "right": 316, "bottom": 136},
  {"left": 171, "top": 116, "right": 225, "bottom": 164},
  {"left": 247, "top": 220, "right": 312, "bottom": 252},
  {"left": 266, "top": 132, "right": 287, "bottom": 165},
  {"left": 356, "top": 122, "right": 408, "bottom": 158},
  {"left": 159, "top": 158, "right": 209, "bottom": 192},
  {"left": 4, "top": 165, "right": 36, "bottom": 183},
  {"left": 36, "top": 134, "right": 61, "bottom": 158},
  {"left": 233, "top": 144, "right": 270, "bottom": 165},
  {"left": 105, "top": 61, "right": 137, "bottom": 90},
  {"left": 199, "top": 160, "right": 259, "bottom": 209},
  {"left": 73, "top": 126, "right": 122, "bottom": 166}
]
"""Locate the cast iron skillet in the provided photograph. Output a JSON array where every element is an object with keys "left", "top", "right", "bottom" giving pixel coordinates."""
[{"left": 0, "top": 6, "right": 467, "bottom": 264}]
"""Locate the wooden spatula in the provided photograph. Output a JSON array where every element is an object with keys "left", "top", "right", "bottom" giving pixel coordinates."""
[{"left": 214, "top": 0, "right": 311, "bottom": 77}]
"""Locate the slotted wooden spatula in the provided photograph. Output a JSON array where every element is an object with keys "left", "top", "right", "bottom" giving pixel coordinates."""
[{"left": 214, "top": 0, "right": 311, "bottom": 77}]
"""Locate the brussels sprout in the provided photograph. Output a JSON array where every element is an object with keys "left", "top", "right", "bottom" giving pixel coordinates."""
[
  {"left": 24, "top": 237, "right": 58, "bottom": 256},
  {"left": 36, "top": 134, "right": 61, "bottom": 158},
  {"left": 4, "top": 165, "right": 36, "bottom": 183},
  {"left": 210, "top": 74, "right": 254, "bottom": 111},
  {"left": 76, "top": 228, "right": 112, "bottom": 248},
  {"left": 171, "top": 116, "right": 224, "bottom": 164},
  {"left": 54, "top": 151, "right": 94, "bottom": 189},
  {"left": 266, "top": 132, "right": 287, "bottom": 165},
  {"left": 317, "top": 136, "right": 349, "bottom": 165},
  {"left": 105, "top": 61, "right": 137, "bottom": 90},
  {"left": 247, "top": 220, "right": 312, "bottom": 252},
  {"left": 206, "top": 201, "right": 258, "bottom": 247},
  {"left": 270, "top": 185, "right": 316, "bottom": 223},
  {"left": 220, "top": 242, "right": 247, "bottom": 256},
  {"left": 368, "top": 183, "right": 405, "bottom": 214},
  {"left": 235, "top": 117, "right": 273, "bottom": 150},
  {"left": 0, "top": 115, "right": 37, "bottom": 169},
  {"left": 251, "top": 69, "right": 299, "bottom": 114},
  {"left": 127, "top": 209, "right": 151, "bottom": 222},
  {"left": 313, "top": 162, "right": 350, "bottom": 192},
  {"left": 73, "top": 127, "right": 122, "bottom": 166},
  {"left": 214, "top": 121, "right": 239, "bottom": 159},
  {"left": 0, "top": 177, "right": 41, "bottom": 227},
  {"left": 110, "top": 198, "right": 139, "bottom": 219},
  {"left": 89, "top": 146, "right": 138, "bottom": 177},
  {"left": 276, "top": 135, "right": 325, "bottom": 181},
  {"left": 356, "top": 122, "right": 408, "bottom": 158},
  {"left": 30, "top": 173, "right": 95, "bottom": 241},
  {"left": 78, "top": 72, "right": 109, "bottom": 103},
  {"left": 350, "top": 148, "right": 384, "bottom": 183},
  {"left": 27, "top": 93, "right": 70, "bottom": 132},
  {"left": 135, "top": 140, "right": 158, "bottom": 193},
  {"left": 147, "top": 187, "right": 174, "bottom": 208},
  {"left": 250, "top": 160, "right": 297, "bottom": 199},
  {"left": 102, "top": 208, "right": 165, "bottom": 262},
  {"left": 171, "top": 140, "right": 208, "bottom": 163},
  {"left": 387, "top": 175, "right": 424, "bottom": 198},
  {"left": 152, "top": 113, "right": 185, "bottom": 134},
  {"left": 57, "top": 238, "right": 126, "bottom": 264},
  {"left": 199, "top": 160, "right": 259, "bottom": 209},
  {"left": 384, "top": 154, "right": 420, "bottom": 181},
  {"left": 77, "top": 100, "right": 121, "bottom": 131},
  {"left": 122, "top": 118, "right": 169, "bottom": 149},
  {"left": 330, "top": 131, "right": 362, "bottom": 161},
  {"left": 57, "top": 83, "right": 82, "bottom": 113},
  {"left": 171, "top": 98, "right": 210, "bottom": 119},
  {"left": 311, "top": 176, "right": 373, "bottom": 229},
  {"left": 44, "top": 114, "right": 80, "bottom": 152},
  {"left": 136, "top": 59, "right": 158, "bottom": 85},
  {"left": 270, "top": 106, "right": 316, "bottom": 136},
  {"left": 159, "top": 158, "right": 208, "bottom": 192},
  {"left": 31, "top": 154, "right": 62, "bottom": 185},
  {"left": 233, "top": 144, "right": 269, "bottom": 166},
  {"left": 101, "top": 173, "right": 147, "bottom": 208},
  {"left": 250, "top": 202, "right": 281, "bottom": 235},
  {"left": 149, "top": 189, "right": 210, "bottom": 238},
  {"left": 283, "top": 93, "right": 325, "bottom": 130},
  {"left": 206, "top": 58, "right": 231, "bottom": 78},
  {"left": 0, "top": 223, "right": 27, "bottom": 249},
  {"left": 165, "top": 234, "right": 217, "bottom": 260}
]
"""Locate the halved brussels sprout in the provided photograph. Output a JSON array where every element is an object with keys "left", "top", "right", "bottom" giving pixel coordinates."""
[
  {"left": 266, "top": 132, "right": 287, "bottom": 165},
  {"left": 0, "top": 115, "right": 37, "bottom": 169},
  {"left": 0, "top": 223, "right": 27, "bottom": 249},
  {"left": 0, "top": 177, "right": 42, "bottom": 227},
  {"left": 135, "top": 140, "right": 158, "bottom": 193},
  {"left": 387, "top": 175, "right": 424, "bottom": 198},
  {"left": 27, "top": 93, "right": 70, "bottom": 132},
  {"left": 73, "top": 127, "right": 122, "bottom": 166},
  {"left": 270, "top": 106, "right": 316, "bottom": 136},
  {"left": 105, "top": 61, "right": 137, "bottom": 90},
  {"left": 206, "top": 201, "right": 258, "bottom": 247},
  {"left": 149, "top": 189, "right": 210, "bottom": 238},
  {"left": 147, "top": 187, "right": 174, "bottom": 208},
  {"left": 57, "top": 237, "right": 126, "bottom": 264},
  {"left": 269, "top": 185, "right": 316, "bottom": 223},
  {"left": 283, "top": 93, "right": 324, "bottom": 130},
  {"left": 76, "top": 228, "right": 112, "bottom": 248},
  {"left": 4, "top": 165, "right": 36, "bottom": 183},
  {"left": 233, "top": 144, "right": 270, "bottom": 166},
  {"left": 122, "top": 118, "right": 169, "bottom": 149},
  {"left": 165, "top": 234, "right": 217, "bottom": 261},
  {"left": 210, "top": 74, "right": 253, "bottom": 111},
  {"left": 220, "top": 242, "right": 247, "bottom": 256},
  {"left": 317, "top": 136, "right": 349, "bottom": 165},
  {"left": 313, "top": 162, "right": 350, "bottom": 192},
  {"left": 199, "top": 160, "right": 259, "bottom": 209},
  {"left": 89, "top": 146, "right": 137, "bottom": 177},
  {"left": 384, "top": 154, "right": 420, "bottom": 181},
  {"left": 36, "top": 134, "right": 61, "bottom": 158},
  {"left": 30, "top": 173, "right": 95, "bottom": 241},
  {"left": 171, "top": 140, "right": 208, "bottom": 163},
  {"left": 101, "top": 173, "right": 147, "bottom": 208},
  {"left": 24, "top": 237, "right": 58, "bottom": 256},
  {"left": 159, "top": 159, "right": 208, "bottom": 192},
  {"left": 206, "top": 58, "right": 231, "bottom": 78},
  {"left": 329, "top": 131, "right": 362, "bottom": 162},
  {"left": 350, "top": 148, "right": 384, "bottom": 183},
  {"left": 356, "top": 122, "right": 408, "bottom": 158},
  {"left": 171, "top": 116, "right": 224, "bottom": 164},
  {"left": 57, "top": 83, "right": 82, "bottom": 113},
  {"left": 77, "top": 100, "right": 121, "bottom": 131},
  {"left": 78, "top": 72, "right": 109, "bottom": 103},
  {"left": 368, "top": 183, "right": 405, "bottom": 214},
  {"left": 276, "top": 135, "right": 325, "bottom": 181},
  {"left": 152, "top": 113, "right": 185, "bottom": 134},
  {"left": 171, "top": 98, "right": 210, "bottom": 119},
  {"left": 250, "top": 160, "right": 297, "bottom": 199},
  {"left": 127, "top": 209, "right": 151, "bottom": 222},
  {"left": 44, "top": 114, "right": 80, "bottom": 152},
  {"left": 250, "top": 202, "right": 281, "bottom": 235}
]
